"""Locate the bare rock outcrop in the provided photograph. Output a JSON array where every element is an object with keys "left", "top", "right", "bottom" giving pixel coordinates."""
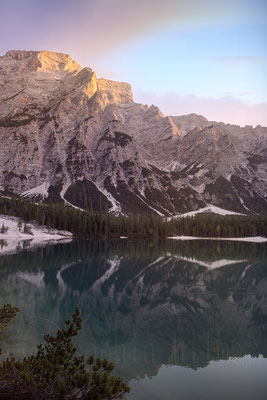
[{"left": 0, "top": 50, "right": 266, "bottom": 215}]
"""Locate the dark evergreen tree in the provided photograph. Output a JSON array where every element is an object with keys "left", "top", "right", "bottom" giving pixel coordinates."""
[
  {"left": 0, "top": 306, "right": 130, "bottom": 399},
  {"left": 0, "top": 195, "right": 266, "bottom": 239}
]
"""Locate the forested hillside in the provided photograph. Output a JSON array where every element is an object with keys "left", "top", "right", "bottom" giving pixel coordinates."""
[{"left": 1, "top": 196, "right": 266, "bottom": 239}]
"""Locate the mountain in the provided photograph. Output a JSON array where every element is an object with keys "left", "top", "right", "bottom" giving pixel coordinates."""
[{"left": 0, "top": 50, "right": 267, "bottom": 215}]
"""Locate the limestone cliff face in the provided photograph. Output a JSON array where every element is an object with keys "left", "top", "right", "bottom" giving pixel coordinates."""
[{"left": 0, "top": 50, "right": 267, "bottom": 215}]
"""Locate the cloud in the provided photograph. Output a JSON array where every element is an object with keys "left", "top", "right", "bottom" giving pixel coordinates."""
[
  {"left": 213, "top": 56, "right": 266, "bottom": 64},
  {"left": 133, "top": 88, "right": 267, "bottom": 127}
]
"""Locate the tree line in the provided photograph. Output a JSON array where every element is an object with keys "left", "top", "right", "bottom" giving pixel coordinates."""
[{"left": 0, "top": 196, "right": 266, "bottom": 238}]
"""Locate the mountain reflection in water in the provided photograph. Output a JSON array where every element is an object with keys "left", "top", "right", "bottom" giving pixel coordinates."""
[{"left": 0, "top": 239, "right": 267, "bottom": 394}]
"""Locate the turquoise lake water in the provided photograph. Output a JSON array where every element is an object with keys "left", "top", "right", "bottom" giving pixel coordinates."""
[{"left": 0, "top": 239, "right": 267, "bottom": 399}]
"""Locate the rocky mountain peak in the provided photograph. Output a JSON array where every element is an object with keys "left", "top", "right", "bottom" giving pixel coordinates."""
[
  {"left": 0, "top": 49, "right": 266, "bottom": 216},
  {"left": 31, "top": 50, "right": 82, "bottom": 73},
  {"left": 97, "top": 78, "right": 133, "bottom": 103},
  {"left": 0, "top": 49, "right": 133, "bottom": 118},
  {"left": 2, "top": 49, "right": 82, "bottom": 73},
  {"left": 171, "top": 113, "right": 210, "bottom": 136},
  {"left": 3, "top": 50, "right": 38, "bottom": 60}
]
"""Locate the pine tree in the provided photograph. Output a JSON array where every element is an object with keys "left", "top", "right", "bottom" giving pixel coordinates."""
[
  {"left": 0, "top": 306, "right": 130, "bottom": 399},
  {"left": 17, "top": 218, "right": 23, "bottom": 231},
  {"left": 0, "top": 304, "right": 19, "bottom": 355},
  {"left": 0, "top": 223, "right": 8, "bottom": 234}
]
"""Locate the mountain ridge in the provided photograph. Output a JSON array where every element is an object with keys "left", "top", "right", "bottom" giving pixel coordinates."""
[{"left": 1, "top": 50, "right": 267, "bottom": 215}]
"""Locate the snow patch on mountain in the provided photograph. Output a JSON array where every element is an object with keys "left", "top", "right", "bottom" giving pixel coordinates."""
[
  {"left": 95, "top": 184, "right": 121, "bottom": 215},
  {"left": 60, "top": 182, "right": 84, "bottom": 211},
  {"left": 169, "top": 204, "right": 245, "bottom": 219},
  {"left": 21, "top": 182, "right": 49, "bottom": 199}
]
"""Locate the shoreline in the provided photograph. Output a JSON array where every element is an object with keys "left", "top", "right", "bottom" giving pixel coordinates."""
[
  {"left": 167, "top": 236, "right": 267, "bottom": 243},
  {"left": 0, "top": 214, "right": 72, "bottom": 255}
]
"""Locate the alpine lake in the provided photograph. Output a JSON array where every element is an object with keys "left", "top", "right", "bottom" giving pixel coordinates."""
[{"left": 0, "top": 239, "right": 267, "bottom": 400}]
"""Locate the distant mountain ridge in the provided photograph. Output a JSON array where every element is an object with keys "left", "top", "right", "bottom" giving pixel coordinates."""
[{"left": 0, "top": 50, "right": 267, "bottom": 215}]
